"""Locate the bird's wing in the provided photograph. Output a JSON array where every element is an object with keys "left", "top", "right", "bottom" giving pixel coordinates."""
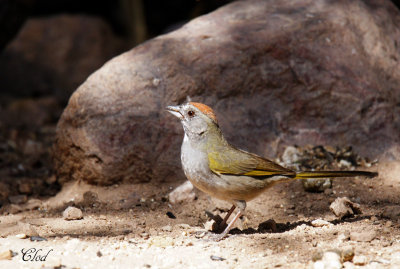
[{"left": 208, "top": 147, "right": 295, "bottom": 177}]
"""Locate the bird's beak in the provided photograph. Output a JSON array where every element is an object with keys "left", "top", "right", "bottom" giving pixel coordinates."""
[{"left": 166, "top": 105, "right": 183, "bottom": 119}]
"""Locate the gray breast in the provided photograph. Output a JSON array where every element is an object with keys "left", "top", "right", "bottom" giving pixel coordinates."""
[{"left": 180, "top": 135, "right": 216, "bottom": 189}]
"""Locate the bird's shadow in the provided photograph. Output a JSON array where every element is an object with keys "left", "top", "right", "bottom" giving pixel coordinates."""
[
  {"left": 206, "top": 210, "right": 371, "bottom": 235},
  {"left": 233, "top": 215, "right": 371, "bottom": 235}
]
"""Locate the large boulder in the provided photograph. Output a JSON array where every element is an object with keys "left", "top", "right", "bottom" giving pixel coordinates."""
[
  {"left": 54, "top": 0, "right": 400, "bottom": 185},
  {"left": 0, "top": 15, "right": 126, "bottom": 101},
  {"left": 0, "top": 0, "right": 34, "bottom": 51}
]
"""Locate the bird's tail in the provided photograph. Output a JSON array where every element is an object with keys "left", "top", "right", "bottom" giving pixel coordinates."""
[{"left": 294, "top": 170, "right": 378, "bottom": 179}]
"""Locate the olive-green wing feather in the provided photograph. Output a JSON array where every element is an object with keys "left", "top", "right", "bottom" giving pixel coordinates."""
[{"left": 208, "top": 147, "right": 295, "bottom": 177}]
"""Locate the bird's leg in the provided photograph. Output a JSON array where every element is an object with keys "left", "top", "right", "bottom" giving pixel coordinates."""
[
  {"left": 216, "top": 201, "right": 246, "bottom": 241},
  {"left": 219, "top": 205, "right": 236, "bottom": 231}
]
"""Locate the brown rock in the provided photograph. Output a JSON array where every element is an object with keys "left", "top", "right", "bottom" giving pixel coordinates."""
[
  {"left": 168, "top": 181, "right": 196, "bottom": 205},
  {"left": 63, "top": 206, "right": 83, "bottom": 220},
  {"left": 161, "top": 225, "right": 172, "bottom": 232},
  {"left": 8, "top": 194, "right": 28, "bottom": 204},
  {"left": 311, "top": 219, "right": 331, "bottom": 227},
  {"left": 0, "top": 250, "right": 13, "bottom": 260},
  {"left": 0, "top": 182, "right": 10, "bottom": 202},
  {"left": 258, "top": 219, "right": 277, "bottom": 233},
  {"left": 302, "top": 178, "right": 332, "bottom": 193},
  {"left": 46, "top": 175, "right": 57, "bottom": 185},
  {"left": 312, "top": 251, "right": 342, "bottom": 269},
  {"left": 24, "top": 198, "right": 42, "bottom": 210},
  {"left": 18, "top": 182, "right": 32, "bottom": 194},
  {"left": 18, "top": 222, "right": 39, "bottom": 237},
  {"left": 203, "top": 219, "right": 220, "bottom": 233},
  {"left": 350, "top": 230, "right": 376, "bottom": 242},
  {"left": 0, "top": 15, "right": 125, "bottom": 101},
  {"left": 329, "top": 197, "right": 362, "bottom": 218},
  {"left": 7, "top": 204, "right": 23, "bottom": 214},
  {"left": 382, "top": 205, "right": 400, "bottom": 220},
  {"left": 82, "top": 191, "right": 99, "bottom": 207},
  {"left": 340, "top": 248, "right": 355, "bottom": 262},
  {"left": 16, "top": 233, "right": 28, "bottom": 239},
  {"left": 54, "top": 0, "right": 400, "bottom": 185},
  {"left": 352, "top": 255, "right": 368, "bottom": 265}
]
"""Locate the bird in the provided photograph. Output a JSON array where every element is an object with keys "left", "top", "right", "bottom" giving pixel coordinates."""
[{"left": 166, "top": 101, "right": 378, "bottom": 240}]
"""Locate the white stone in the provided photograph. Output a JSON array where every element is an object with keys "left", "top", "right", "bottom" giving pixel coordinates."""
[
  {"left": 63, "top": 206, "right": 83, "bottom": 220},
  {"left": 168, "top": 181, "right": 195, "bottom": 204},
  {"left": 311, "top": 219, "right": 332, "bottom": 227}
]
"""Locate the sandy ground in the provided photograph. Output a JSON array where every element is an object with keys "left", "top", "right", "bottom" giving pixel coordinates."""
[{"left": 0, "top": 161, "right": 399, "bottom": 269}]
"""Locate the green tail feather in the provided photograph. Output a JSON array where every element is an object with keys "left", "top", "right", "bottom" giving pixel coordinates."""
[{"left": 294, "top": 170, "right": 378, "bottom": 179}]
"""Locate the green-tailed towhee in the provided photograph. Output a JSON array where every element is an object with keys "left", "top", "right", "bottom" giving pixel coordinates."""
[{"left": 167, "top": 101, "right": 378, "bottom": 240}]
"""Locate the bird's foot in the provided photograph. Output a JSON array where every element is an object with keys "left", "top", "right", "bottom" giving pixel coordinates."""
[{"left": 205, "top": 232, "right": 229, "bottom": 242}]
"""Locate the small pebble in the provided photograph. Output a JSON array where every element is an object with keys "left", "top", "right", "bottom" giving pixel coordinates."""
[
  {"left": 18, "top": 183, "right": 32, "bottom": 194},
  {"left": 166, "top": 211, "right": 176, "bottom": 219},
  {"left": 177, "top": 223, "right": 191, "bottom": 229},
  {"left": 30, "top": 236, "right": 47, "bottom": 241},
  {"left": 140, "top": 233, "right": 150, "bottom": 239},
  {"left": 8, "top": 204, "right": 22, "bottom": 214},
  {"left": 46, "top": 175, "right": 57, "bottom": 184},
  {"left": 343, "top": 261, "right": 355, "bottom": 269},
  {"left": 337, "top": 233, "right": 349, "bottom": 242},
  {"left": 204, "top": 220, "right": 218, "bottom": 232},
  {"left": 161, "top": 225, "right": 172, "bottom": 232},
  {"left": 210, "top": 255, "right": 225, "bottom": 261},
  {"left": 258, "top": 219, "right": 277, "bottom": 233},
  {"left": 83, "top": 191, "right": 99, "bottom": 206},
  {"left": 168, "top": 181, "right": 196, "bottom": 204},
  {"left": 329, "top": 197, "right": 361, "bottom": 218},
  {"left": 303, "top": 178, "right": 332, "bottom": 193},
  {"left": 195, "top": 231, "right": 206, "bottom": 238},
  {"left": 381, "top": 205, "right": 400, "bottom": 220},
  {"left": 350, "top": 230, "right": 376, "bottom": 242},
  {"left": 311, "top": 219, "right": 331, "bottom": 227},
  {"left": 0, "top": 250, "right": 13, "bottom": 260},
  {"left": 353, "top": 255, "right": 367, "bottom": 265},
  {"left": 16, "top": 233, "right": 27, "bottom": 239},
  {"left": 25, "top": 198, "right": 42, "bottom": 210},
  {"left": 8, "top": 194, "right": 28, "bottom": 204},
  {"left": 313, "top": 251, "right": 341, "bottom": 269},
  {"left": 152, "top": 78, "right": 161, "bottom": 86},
  {"left": 149, "top": 236, "right": 174, "bottom": 247},
  {"left": 18, "top": 223, "right": 39, "bottom": 237},
  {"left": 281, "top": 146, "right": 301, "bottom": 167},
  {"left": 63, "top": 206, "right": 83, "bottom": 220},
  {"left": 341, "top": 248, "right": 354, "bottom": 262},
  {"left": 339, "top": 159, "right": 352, "bottom": 168}
]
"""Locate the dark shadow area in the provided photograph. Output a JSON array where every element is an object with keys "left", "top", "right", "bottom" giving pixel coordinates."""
[
  {"left": 0, "top": 0, "right": 234, "bottom": 50},
  {"left": 229, "top": 215, "right": 372, "bottom": 236}
]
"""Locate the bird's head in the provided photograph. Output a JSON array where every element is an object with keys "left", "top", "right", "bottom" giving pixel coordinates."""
[{"left": 167, "top": 102, "right": 219, "bottom": 139}]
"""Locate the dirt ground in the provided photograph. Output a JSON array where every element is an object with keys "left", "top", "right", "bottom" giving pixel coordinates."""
[
  {"left": 0, "top": 98, "right": 399, "bottom": 268},
  {"left": 0, "top": 160, "right": 399, "bottom": 268}
]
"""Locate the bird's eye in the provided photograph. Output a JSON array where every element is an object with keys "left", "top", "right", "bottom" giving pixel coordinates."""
[{"left": 187, "top": 110, "right": 195, "bottom": 117}]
